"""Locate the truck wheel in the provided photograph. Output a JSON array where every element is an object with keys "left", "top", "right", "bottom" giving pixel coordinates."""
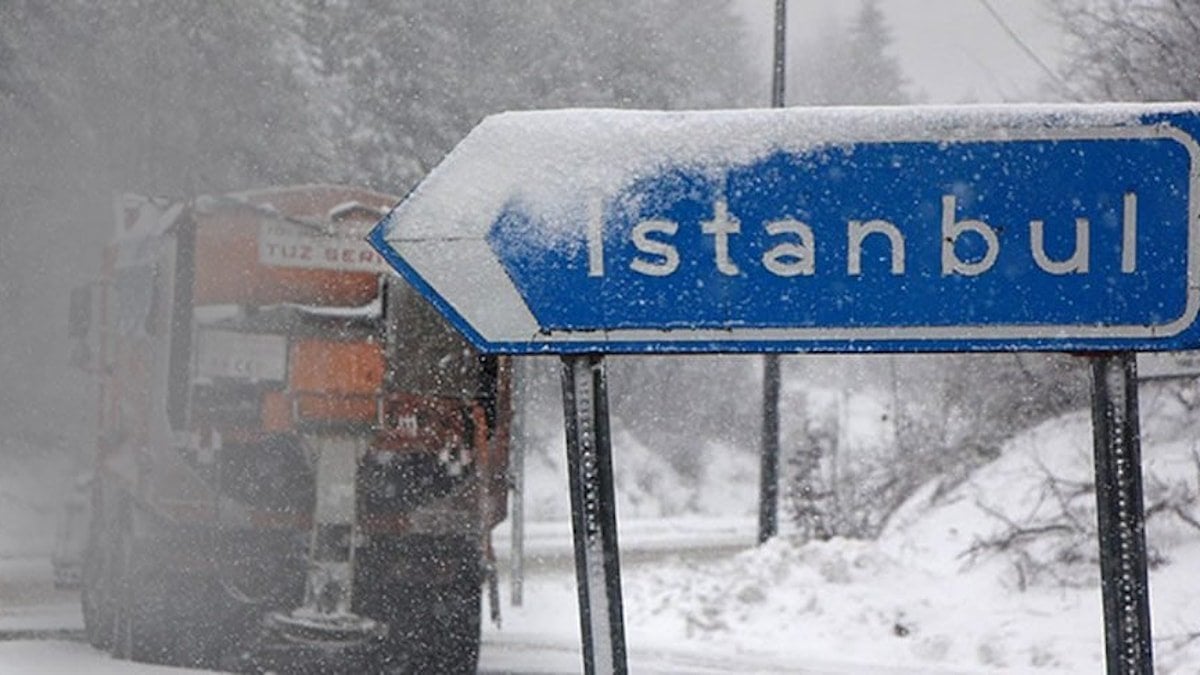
[
  {"left": 81, "top": 487, "right": 115, "bottom": 650},
  {"left": 426, "top": 576, "right": 483, "bottom": 675},
  {"left": 81, "top": 540, "right": 113, "bottom": 650},
  {"left": 109, "top": 504, "right": 174, "bottom": 665},
  {"left": 384, "top": 575, "right": 482, "bottom": 675}
]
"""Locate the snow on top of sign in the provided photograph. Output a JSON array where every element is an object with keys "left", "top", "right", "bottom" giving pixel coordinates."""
[{"left": 381, "top": 102, "right": 1197, "bottom": 244}]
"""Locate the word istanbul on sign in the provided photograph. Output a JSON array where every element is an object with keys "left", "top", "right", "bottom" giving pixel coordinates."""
[
  {"left": 591, "top": 192, "right": 1139, "bottom": 280},
  {"left": 488, "top": 134, "right": 1191, "bottom": 349}
]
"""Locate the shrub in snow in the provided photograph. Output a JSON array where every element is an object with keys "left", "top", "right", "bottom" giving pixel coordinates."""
[{"left": 884, "top": 381, "right": 1200, "bottom": 592}]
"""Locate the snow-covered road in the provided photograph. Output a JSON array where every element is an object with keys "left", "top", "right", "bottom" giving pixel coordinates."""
[{"left": 0, "top": 518, "right": 993, "bottom": 674}]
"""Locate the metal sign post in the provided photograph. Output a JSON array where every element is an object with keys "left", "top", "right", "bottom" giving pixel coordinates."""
[
  {"left": 1090, "top": 353, "right": 1153, "bottom": 674},
  {"left": 509, "top": 359, "right": 528, "bottom": 607},
  {"left": 758, "top": 353, "right": 781, "bottom": 544},
  {"left": 757, "top": 0, "right": 788, "bottom": 547},
  {"left": 560, "top": 354, "right": 627, "bottom": 675}
]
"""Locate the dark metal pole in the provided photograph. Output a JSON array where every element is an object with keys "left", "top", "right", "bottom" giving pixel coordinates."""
[
  {"left": 561, "top": 354, "right": 627, "bottom": 675},
  {"left": 1089, "top": 352, "right": 1154, "bottom": 674},
  {"left": 759, "top": 354, "right": 781, "bottom": 544},
  {"left": 771, "top": 0, "right": 787, "bottom": 109},
  {"left": 509, "top": 358, "right": 528, "bottom": 607},
  {"left": 758, "top": 0, "right": 787, "bottom": 545}
]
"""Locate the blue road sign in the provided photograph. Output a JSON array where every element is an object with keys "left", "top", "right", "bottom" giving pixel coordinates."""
[{"left": 369, "top": 105, "right": 1200, "bottom": 354}]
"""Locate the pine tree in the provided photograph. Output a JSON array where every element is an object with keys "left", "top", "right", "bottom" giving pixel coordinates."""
[
  {"left": 790, "top": 0, "right": 909, "bottom": 106},
  {"left": 843, "top": 0, "right": 908, "bottom": 104},
  {"left": 299, "top": 0, "right": 756, "bottom": 191}
]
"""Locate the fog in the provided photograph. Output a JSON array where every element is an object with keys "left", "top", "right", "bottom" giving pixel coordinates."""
[
  {"left": 0, "top": 1, "right": 748, "bottom": 477},
  {"left": 12, "top": 2, "right": 1200, "bottom": 673},
  {"left": 0, "top": 0, "right": 1084, "bottom": 556},
  {"left": 12, "top": 1, "right": 1167, "bottom": 672}
]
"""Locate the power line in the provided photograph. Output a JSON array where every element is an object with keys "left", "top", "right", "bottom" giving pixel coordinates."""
[{"left": 977, "top": 0, "right": 1082, "bottom": 101}]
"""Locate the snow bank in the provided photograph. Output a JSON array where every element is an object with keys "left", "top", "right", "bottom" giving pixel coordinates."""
[
  {"left": 610, "top": 380, "right": 1200, "bottom": 673},
  {"left": 623, "top": 535, "right": 1098, "bottom": 672},
  {"left": 881, "top": 384, "right": 1200, "bottom": 590},
  {"left": 879, "top": 411, "right": 1098, "bottom": 580},
  {"left": 0, "top": 641, "right": 206, "bottom": 674}
]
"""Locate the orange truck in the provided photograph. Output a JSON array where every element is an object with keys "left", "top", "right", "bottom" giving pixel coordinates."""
[{"left": 67, "top": 185, "right": 511, "bottom": 672}]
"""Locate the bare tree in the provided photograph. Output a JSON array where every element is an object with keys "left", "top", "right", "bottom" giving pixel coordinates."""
[{"left": 1056, "top": 0, "right": 1200, "bottom": 101}]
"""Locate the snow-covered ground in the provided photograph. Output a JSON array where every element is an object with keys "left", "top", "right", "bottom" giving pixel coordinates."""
[
  {"left": 5, "top": 380, "right": 1200, "bottom": 672},
  {"left": 0, "top": 641, "right": 196, "bottom": 675},
  {"left": 490, "top": 379, "right": 1200, "bottom": 673}
]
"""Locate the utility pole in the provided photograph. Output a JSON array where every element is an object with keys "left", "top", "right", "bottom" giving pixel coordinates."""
[{"left": 758, "top": 0, "right": 787, "bottom": 545}]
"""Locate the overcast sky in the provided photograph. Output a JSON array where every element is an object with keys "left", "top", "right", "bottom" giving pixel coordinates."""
[{"left": 734, "top": 0, "right": 1069, "bottom": 104}]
